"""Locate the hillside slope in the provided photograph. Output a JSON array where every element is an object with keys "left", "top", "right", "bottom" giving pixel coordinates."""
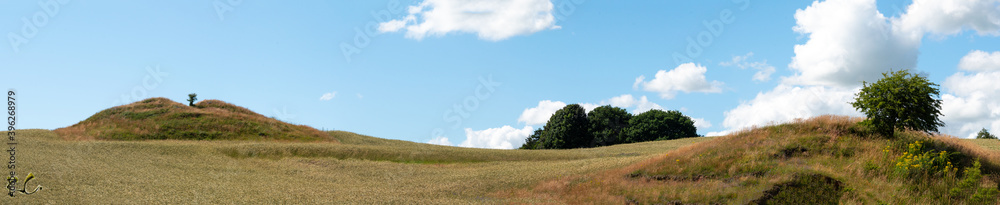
[
  {"left": 513, "top": 115, "right": 1000, "bottom": 204},
  {"left": 54, "top": 97, "right": 335, "bottom": 142},
  {"left": 5, "top": 129, "right": 708, "bottom": 204}
]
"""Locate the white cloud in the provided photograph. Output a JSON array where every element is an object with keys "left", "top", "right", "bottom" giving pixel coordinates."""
[
  {"left": 897, "top": 0, "right": 1000, "bottom": 37},
  {"left": 944, "top": 70, "right": 1000, "bottom": 97},
  {"left": 458, "top": 125, "right": 534, "bottom": 149},
  {"left": 720, "top": 52, "right": 777, "bottom": 82},
  {"left": 319, "top": 92, "right": 337, "bottom": 101},
  {"left": 607, "top": 94, "right": 638, "bottom": 108},
  {"left": 636, "top": 63, "right": 724, "bottom": 99},
  {"left": 517, "top": 95, "right": 666, "bottom": 127},
  {"left": 709, "top": 0, "right": 1000, "bottom": 138},
  {"left": 594, "top": 94, "right": 664, "bottom": 114},
  {"left": 940, "top": 51, "right": 1000, "bottom": 138},
  {"left": 721, "top": 84, "right": 862, "bottom": 131},
  {"left": 958, "top": 50, "right": 1000, "bottom": 71},
  {"left": 378, "top": 0, "right": 560, "bottom": 41},
  {"left": 785, "top": 0, "right": 921, "bottom": 88},
  {"left": 427, "top": 136, "right": 453, "bottom": 146},
  {"left": 517, "top": 100, "right": 566, "bottom": 126},
  {"left": 631, "top": 96, "right": 665, "bottom": 114},
  {"left": 692, "top": 118, "right": 713, "bottom": 129},
  {"left": 705, "top": 130, "right": 730, "bottom": 137},
  {"left": 579, "top": 103, "right": 600, "bottom": 113}
]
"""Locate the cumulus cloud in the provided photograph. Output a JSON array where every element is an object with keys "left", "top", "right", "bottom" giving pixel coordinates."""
[
  {"left": 940, "top": 51, "right": 1000, "bottom": 138},
  {"left": 785, "top": 0, "right": 921, "bottom": 88},
  {"left": 378, "top": 0, "right": 560, "bottom": 41},
  {"left": 720, "top": 52, "right": 777, "bottom": 82},
  {"left": 722, "top": 85, "right": 862, "bottom": 132},
  {"left": 517, "top": 100, "right": 566, "bottom": 126},
  {"left": 319, "top": 92, "right": 337, "bottom": 101},
  {"left": 516, "top": 95, "right": 666, "bottom": 127},
  {"left": 427, "top": 136, "right": 453, "bottom": 146},
  {"left": 692, "top": 118, "right": 713, "bottom": 129},
  {"left": 602, "top": 94, "right": 665, "bottom": 114},
  {"left": 457, "top": 125, "right": 534, "bottom": 149},
  {"left": 958, "top": 50, "right": 1000, "bottom": 71},
  {"left": 720, "top": 0, "right": 999, "bottom": 136},
  {"left": 897, "top": 0, "right": 1000, "bottom": 37},
  {"left": 635, "top": 63, "right": 724, "bottom": 99}
]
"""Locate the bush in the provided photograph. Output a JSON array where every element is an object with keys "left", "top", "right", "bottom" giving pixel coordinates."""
[
  {"left": 892, "top": 140, "right": 956, "bottom": 178},
  {"left": 949, "top": 160, "right": 996, "bottom": 203},
  {"left": 851, "top": 70, "right": 944, "bottom": 137}
]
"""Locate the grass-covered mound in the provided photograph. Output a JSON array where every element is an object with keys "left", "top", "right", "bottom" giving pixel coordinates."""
[
  {"left": 55, "top": 97, "right": 336, "bottom": 142},
  {"left": 512, "top": 115, "right": 1000, "bottom": 204}
]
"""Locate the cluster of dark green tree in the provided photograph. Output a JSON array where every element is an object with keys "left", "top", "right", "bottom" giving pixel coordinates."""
[
  {"left": 519, "top": 104, "right": 698, "bottom": 149},
  {"left": 976, "top": 128, "right": 997, "bottom": 140}
]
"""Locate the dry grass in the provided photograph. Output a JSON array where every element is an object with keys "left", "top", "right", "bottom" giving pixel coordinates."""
[
  {"left": 3, "top": 129, "right": 710, "bottom": 204},
  {"left": 54, "top": 98, "right": 334, "bottom": 142},
  {"left": 12, "top": 113, "right": 1000, "bottom": 204},
  {"left": 513, "top": 115, "right": 1000, "bottom": 204}
]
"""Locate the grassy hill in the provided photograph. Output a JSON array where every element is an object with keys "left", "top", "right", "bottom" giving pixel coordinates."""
[
  {"left": 512, "top": 115, "right": 1000, "bottom": 204},
  {"left": 54, "top": 97, "right": 335, "bottom": 142},
  {"left": 7, "top": 114, "right": 1000, "bottom": 204},
  {"left": 2, "top": 129, "right": 708, "bottom": 204}
]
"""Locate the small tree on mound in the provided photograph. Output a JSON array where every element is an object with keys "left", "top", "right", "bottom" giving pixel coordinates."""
[
  {"left": 976, "top": 128, "right": 997, "bottom": 139},
  {"left": 187, "top": 93, "right": 197, "bottom": 106},
  {"left": 851, "top": 70, "right": 944, "bottom": 137}
]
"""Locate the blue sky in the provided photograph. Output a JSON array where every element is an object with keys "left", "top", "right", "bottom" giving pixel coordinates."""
[{"left": 3, "top": 0, "right": 1000, "bottom": 149}]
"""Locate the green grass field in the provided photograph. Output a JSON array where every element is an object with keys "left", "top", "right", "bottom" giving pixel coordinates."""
[
  {"left": 7, "top": 125, "right": 1000, "bottom": 204},
  {"left": 8, "top": 99, "right": 1000, "bottom": 204},
  {"left": 3, "top": 129, "right": 710, "bottom": 204}
]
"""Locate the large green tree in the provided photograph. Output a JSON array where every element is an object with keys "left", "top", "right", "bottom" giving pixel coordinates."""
[
  {"left": 851, "top": 70, "right": 944, "bottom": 137},
  {"left": 519, "top": 128, "right": 544, "bottom": 149},
  {"left": 587, "top": 105, "right": 632, "bottom": 147},
  {"left": 622, "top": 110, "right": 697, "bottom": 143},
  {"left": 538, "top": 104, "right": 591, "bottom": 149},
  {"left": 976, "top": 128, "right": 997, "bottom": 140}
]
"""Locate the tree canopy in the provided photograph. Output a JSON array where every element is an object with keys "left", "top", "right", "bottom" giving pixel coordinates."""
[
  {"left": 538, "top": 104, "right": 591, "bottom": 149},
  {"left": 851, "top": 70, "right": 944, "bottom": 137},
  {"left": 521, "top": 104, "right": 699, "bottom": 150},
  {"left": 588, "top": 105, "right": 631, "bottom": 147},
  {"left": 623, "top": 109, "right": 697, "bottom": 143},
  {"left": 976, "top": 128, "right": 997, "bottom": 140}
]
